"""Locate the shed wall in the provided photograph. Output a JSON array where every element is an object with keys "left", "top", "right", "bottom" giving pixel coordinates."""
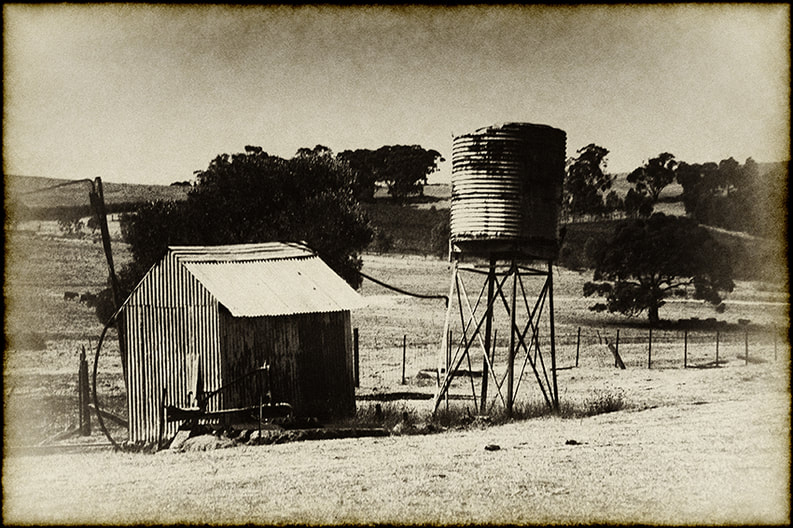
[
  {"left": 124, "top": 253, "right": 223, "bottom": 443},
  {"left": 219, "top": 310, "right": 355, "bottom": 419}
]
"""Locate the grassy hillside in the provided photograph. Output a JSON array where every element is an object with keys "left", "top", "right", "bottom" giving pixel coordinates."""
[
  {"left": 5, "top": 174, "right": 189, "bottom": 221},
  {"left": 362, "top": 202, "right": 446, "bottom": 255}
]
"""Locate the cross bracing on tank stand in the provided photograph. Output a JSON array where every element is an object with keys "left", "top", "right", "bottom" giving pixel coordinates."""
[{"left": 433, "top": 255, "right": 560, "bottom": 416}]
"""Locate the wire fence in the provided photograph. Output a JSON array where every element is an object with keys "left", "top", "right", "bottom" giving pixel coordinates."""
[
  {"left": 550, "top": 326, "right": 787, "bottom": 370},
  {"left": 358, "top": 325, "right": 789, "bottom": 387}
]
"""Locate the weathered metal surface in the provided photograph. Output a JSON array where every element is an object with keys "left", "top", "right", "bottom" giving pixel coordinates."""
[
  {"left": 220, "top": 310, "right": 355, "bottom": 419},
  {"left": 183, "top": 257, "right": 364, "bottom": 317},
  {"left": 124, "top": 248, "right": 223, "bottom": 443},
  {"left": 122, "top": 242, "right": 359, "bottom": 443},
  {"left": 450, "top": 122, "right": 566, "bottom": 259}
]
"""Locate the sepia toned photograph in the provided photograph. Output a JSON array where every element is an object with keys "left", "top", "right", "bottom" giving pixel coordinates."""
[{"left": 3, "top": 4, "right": 789, "bottom": 526}]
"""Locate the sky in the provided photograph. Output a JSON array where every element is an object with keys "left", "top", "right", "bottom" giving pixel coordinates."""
[{"left": 3, "top": 4, "right": 790, "bottom": 186}]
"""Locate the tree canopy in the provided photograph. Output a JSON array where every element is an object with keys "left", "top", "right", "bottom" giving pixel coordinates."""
[
  {"left": 336, "top": 148, "right": 382, "bottom": 202},
  {"left": 337, "top": 145, "right": 444, "bottom": 201},
  {"left": 563, "top": 144, "right": 620, "bottom": 218},
  {"left": 675, "top": 156, "right": 780, "bottom": 237},
  {"left": 94, "top": 146, "right": 373, "bottom": 323},
  {"left": 624, "top": 152, "right": 677, "bottom": 217},
  {"left": 583, "top": 213, "right": 734, "bottom": 324}
]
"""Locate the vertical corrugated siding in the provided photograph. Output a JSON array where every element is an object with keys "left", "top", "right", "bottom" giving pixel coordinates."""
[
  {"left": 218, "top": 310, "right": 355, "bottom": 419},
  {"left": 219, "top": 311, "right": 301, "bottom": 414},
  {"left": 125, "top": 252, "right": 222, "bottom": 443}
]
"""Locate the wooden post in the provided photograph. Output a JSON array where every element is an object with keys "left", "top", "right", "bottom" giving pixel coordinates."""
[
  {"left": 716, "top": 331, "right": 720, "bottom": 365},
  {"left": 648, "top": 328, "right": 653, "bottom": 369},
  {"left": 615, "top": 330, "right": 620, "bottom": 368},
  {"left": 78, "top": 347, "right": 91, "bottom": 436},
  {"left": 78, "top": 355, "right": 84, "bottom": 432},
  {"left": 684, "top": 330, "right": 688, "bottom": 368},
  {"left": 401, "top": 334, "right": 407, "bottom": 385},
  {"left": 575, "top": 327, "right": 581, "bottom": 368},
  {"left": 353, "top": 327, "right": 360, "bottom": 388},
  {"left": 745, "top": 329, "right": 749, "bottom": 365},
  {"left": 89, "top": 177, "right": 128, "bottom": 387}
]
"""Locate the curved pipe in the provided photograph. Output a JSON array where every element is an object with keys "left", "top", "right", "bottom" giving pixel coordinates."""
[{"left": 91, "top": 307, "right": 125, "bottom": 450}]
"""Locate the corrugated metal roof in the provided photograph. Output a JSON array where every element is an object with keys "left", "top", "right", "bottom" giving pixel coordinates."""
[
  {"left": 170, "top": 241, "right": 315, "bottom": 262},
  {"left": 172, "top": 242, "right": 363, "bottom": 317}
]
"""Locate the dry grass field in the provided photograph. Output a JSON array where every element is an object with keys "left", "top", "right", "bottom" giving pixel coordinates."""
[{"left": 3, "top": 219, "right": 790, "bottom": 525}]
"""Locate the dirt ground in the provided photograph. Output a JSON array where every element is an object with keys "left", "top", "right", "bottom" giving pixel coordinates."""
[{"left": 3, "top": 360, "right": 789, "bottom": 525}]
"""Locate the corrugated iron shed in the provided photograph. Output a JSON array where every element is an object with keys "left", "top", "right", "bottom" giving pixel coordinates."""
[{"left": 122, "top": 241, "right": 363, "bottom": 443}]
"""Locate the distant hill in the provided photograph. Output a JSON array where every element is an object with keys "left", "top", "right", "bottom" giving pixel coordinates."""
[
  {"left": 5, "top": 175, "right": 189, "bottom": 209},
  {"left": 5, "top": 174, "right": 189, "bottom": 221}
]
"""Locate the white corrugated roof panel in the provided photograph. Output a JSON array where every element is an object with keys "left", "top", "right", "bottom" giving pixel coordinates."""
[
  {"left": 175, "top": 243, "right": 363, "bottom": 317},
  {"left": 170, "top": 241, "right": 314, "bottom": 262}
]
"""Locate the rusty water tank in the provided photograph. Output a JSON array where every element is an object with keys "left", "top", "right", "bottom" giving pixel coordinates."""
[{"left": 450, "top": 122, "right": 566, "bottom": 260}]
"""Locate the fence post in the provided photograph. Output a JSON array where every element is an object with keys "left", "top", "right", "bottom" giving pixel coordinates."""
[
  {"left": 745, "top": 328, "right": 749, "bottom": 366},
  {"left": 78, "top": 349, "right": 85, "bottom": 434},
  {"left": 648, "top": 328, "right": 653, "bottom": 369},
  {"left": 401, "top": 334, "right": 407, "bottom": 385},
  {"left": 78, "top": 346, "right": 91, "bottom": 436},
  {"left": 615, "top": 330, "right": 620, "bottom": 368},
  {"left": 575, "top": 327, "right": 581, "bottom": 368},
  {"left": 716, "top": 331, "right": 720, "bottom": 365},
  {"left": 353, "top": 328, "right": 360, "bottom": 388},
  {"left": 684, "top": 330, "right": 688, "bottom": 368}
]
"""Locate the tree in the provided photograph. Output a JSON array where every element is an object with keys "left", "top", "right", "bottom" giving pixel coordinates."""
[
  {"left": 626, "top": 152, "right": 677, "bottom": 204},
  {"left": 564, "top": 144, "right": 616, "bottom": 218},
  {"left": 337, "top": 145, "right": 444, "bottom": 202},
  {"left": 336, "top": 148, "right": 382, "bottom": 202},
  {"left": 604, "top": 190, "right": 624, "bottom": 216},
  {"left": 623, "top": 187, "right": 654, "bottom": 218},
  {"left": 93, "top": 146, "right": 373, "bottom": 324},
  {"left": 675, "top": 161, "right": 720, "bottom": 218},
  {"left": 376, "top": 145, "right": 443, "bottom": 200},
  {"left": 676, "top": 157, "right": 774, "bottom": 236},
  {"left": 295, "top": 144, "right": 333, "bottom": 159},
  {"left": 583, "top": 213, "right": 734, "bottom": 324}
]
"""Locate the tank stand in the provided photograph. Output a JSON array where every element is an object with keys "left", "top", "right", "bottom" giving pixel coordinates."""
[{"left": 433, "top": 257, "right": 559, "bottom": 415}]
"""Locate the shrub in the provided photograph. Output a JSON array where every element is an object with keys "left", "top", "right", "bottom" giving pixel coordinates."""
[{"left": 560, "top": 389, "right": 626, "bottom": 418}]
